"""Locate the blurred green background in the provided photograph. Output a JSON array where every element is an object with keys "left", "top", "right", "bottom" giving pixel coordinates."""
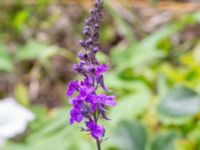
[{"left": 1, "top": 0, "right": 200, "bottom": 150}]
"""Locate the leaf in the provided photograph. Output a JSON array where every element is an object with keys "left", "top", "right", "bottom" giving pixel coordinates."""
[
  {"left": 111, "top": 11, "right": 200, "bottom": 73},
  {"left": 14, "top": 83, "right": 30, "bottom": 107},
  {"left": 152, "top": 132, "right": 180, "bottom": 150},
  {"left": 157, "top": 86, "right": 200, "bottom": 124},
  {"left": 111, "top": 44, "right": 164, "bottom": 73},
  {"left": 156, "top": 73, "right": 170, "bottom": 98},
  {"left": 105, "top": 0, "right": 136, "bottom": 43},
  {"left": 158, "top": 86, "right": 200, "bottom": 117},
  {"left": 15, "top": 41, "right": 57, "bottom": 61},
  {"left": 109, "top": 83, "right": 151, "bottom": 124},
  {"left": 4, "top": 108, "right": 94, "bottom": 150},
  {"left": 3, "top": 143, "right": 31, "bottom": 150},
  {"left": 0, "top": 45, "right": 14, "bottom": 72},
  {"left": 105, "top": 72, "right": 149, "bottom": 91},
  {"left": 113, "top": 121, "right": 147, "bottom": 150},
  {"left": 12, "top": 10, "right": 28, "bottom": 30},
  {"left": 5, "top": 128, "right": 71, "bottom": 150},
  {"left": 188, "top": 122, "right": 200, "bottom": 146},
  {"left": 100, "top": 24, "right": 116, "bottom": 43},
  {"left": 27, "top": 109, "right": 68, "bottom": 142},
  {"left": 175, "top": 139, "right": 196, "bottom": 150}
]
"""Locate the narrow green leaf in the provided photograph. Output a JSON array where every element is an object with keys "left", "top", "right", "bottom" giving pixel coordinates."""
[
  {"left": 14, "top": 83, "right": 30, "bottom": 107},
  {"left": 104, "top": 1, "right": 136, "bottom": 42},
  {"left": 15, "top": 41, "right": 51, "bottom": 61},
  {"left": 0, "top": 45, "right": 14, "bottom": 72}
]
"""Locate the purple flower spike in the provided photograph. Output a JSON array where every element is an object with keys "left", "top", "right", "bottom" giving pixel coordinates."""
[{"left": 66, "top": 0, "right": 116, "bottom": 145}]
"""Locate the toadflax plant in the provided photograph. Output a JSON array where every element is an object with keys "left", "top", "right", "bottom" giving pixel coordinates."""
[{"left": 66, "top": 0, "right": 116, "bottom": 149}]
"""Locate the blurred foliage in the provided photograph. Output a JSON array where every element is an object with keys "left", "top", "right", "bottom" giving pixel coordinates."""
[{"left": 1, "top": 0, "right": 200, "bottom": 150}]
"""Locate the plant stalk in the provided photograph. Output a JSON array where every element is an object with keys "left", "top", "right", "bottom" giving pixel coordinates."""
[
  {"left": 94, "top": 111, "right": 102, "bottom": 150},
  {"left": 96, "top": 138, "right": 101, "bottom": 150}
]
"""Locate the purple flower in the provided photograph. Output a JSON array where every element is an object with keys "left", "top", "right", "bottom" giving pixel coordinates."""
[
  {"left": 66, "top": 0, "right": 116, "bottom": 141},
  {"left": 69, "top": 97, "right": 83, "bottom": 109},
  {"left": 81, "top": 77, "right": 93, "bottom": 87},
  {"left": 89, "top": 94, "right": 116, "bottom": 107},
  {"left": 97, "top": 94, "right": 116, "bottom": 107},
  {"left": 96, "top": 75, "right": 111, "bottom": 92},
  {"left": 86, "top": 119, "right": 105, "bottom": 139},
  {"left": 70, "top": 108, "right": 84, "bottom": 125},
  {"left": 96, "top": 64, "right": 107, "bottom": 76},
  {"left": 67, "top": 81, "right": 79, "bottom": 97}
]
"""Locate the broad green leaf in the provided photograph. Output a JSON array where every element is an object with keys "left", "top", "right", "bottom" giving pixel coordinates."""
[
  {"left": 158, "top": 86, "right": 200, "bottom": 117},
  {"left": 113, "top": 121, "right": 147, "bottom": 150},
  {"left": 157, "top": 86, "right": 200, "bottom": 124},
  {"left": 0, "top": 45, "right": 14, "bottom": 72},
  {"left": 110, "top": 83, "right": 151, "bottom": 124},
  {"left": 152, "top": 132, "right": 180, "bottom": 150}
]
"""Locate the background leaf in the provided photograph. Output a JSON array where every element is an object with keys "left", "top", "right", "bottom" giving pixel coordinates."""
[
  {"left": 113, "top": 120, "right": 147, "bottom": 150},
  {"left": 158, "top": 86, "right": 200, "bottom": 124},
  {"left": 110, "top": 90, "right": 151, "bottom": 124},
  {"left": 152, "top": 132, "right": 181, "bottom": 150},
  {"left": 0, "top": 45, "right": 14, "bottom": 72}
]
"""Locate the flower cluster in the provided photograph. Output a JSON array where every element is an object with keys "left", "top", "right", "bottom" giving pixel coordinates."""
[{"left": 66, "top": 0, "right": 116, "bottom": 140}]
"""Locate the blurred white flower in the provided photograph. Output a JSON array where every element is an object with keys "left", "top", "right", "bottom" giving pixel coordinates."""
[{"left": 0, "top": 97, "right": 35, "bottom": 145}]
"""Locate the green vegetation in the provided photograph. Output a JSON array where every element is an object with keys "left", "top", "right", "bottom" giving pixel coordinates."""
[{"left": 1, "top": 1, "right": 200, "bottom": 150}]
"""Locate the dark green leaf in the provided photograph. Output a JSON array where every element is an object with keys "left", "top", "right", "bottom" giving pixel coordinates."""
[
  {"left": 113, "top": 121, "right": 147, "bottom": 150},
  {"left": 109, "top": 81, "right": 151, "bottom": 124},
  {"left": 158, "top": 86, "right": 200, "bottom": 117},
  {"left": 152, "top": 132, "right": 180, "bottom": 150}
]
